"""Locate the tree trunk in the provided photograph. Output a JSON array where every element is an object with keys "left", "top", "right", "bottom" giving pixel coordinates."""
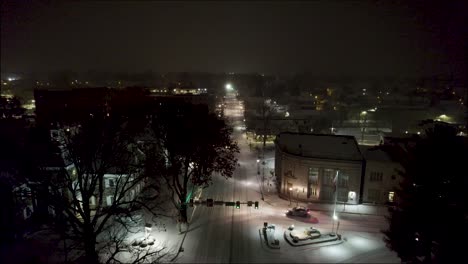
[
  {"left": 83, "top": 229, "right": 99, "bottom": 264},
  {"left": 180, "top": 203, "right": 188, "bottom": 223}
]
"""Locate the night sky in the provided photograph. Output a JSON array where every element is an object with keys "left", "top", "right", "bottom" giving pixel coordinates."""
[{"left": 1, "top": 1, "right": 467, "bottom": 78}]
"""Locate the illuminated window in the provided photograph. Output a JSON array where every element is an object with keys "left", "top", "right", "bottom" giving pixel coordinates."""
[
  {"left": 308, "top": 168, "right": 318, "bottom": 184},
  {"left": 106, "top": 195, "right": 114, "bottom": 206},
  {"left": 308, "top": 168, "right": 319, "bottom": 198},
  {"left": 348, "top": 191, "right": 356, "bottom": 201},
  {"left": 388, "top": 191, "right": 395, "bottom": 202}
]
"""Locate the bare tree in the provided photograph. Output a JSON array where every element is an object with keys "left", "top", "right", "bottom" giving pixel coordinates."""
[
  {"left": 28, "top": 116, "right": 165, "bottom": 263},
  {"left": 147, "top": 103, "right": 239, "bottom": 224}
]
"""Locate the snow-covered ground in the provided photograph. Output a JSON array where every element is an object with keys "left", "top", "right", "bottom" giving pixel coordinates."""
[
  {"left": 173, "top": 91, "right": 400, "bottom": 263},
  {"left": 4, "top": 91, "right": 399, "bottom": 263}
]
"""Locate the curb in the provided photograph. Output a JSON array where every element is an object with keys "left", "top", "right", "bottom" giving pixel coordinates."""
[
  {"left": 283, "top": 231, "right": 343, "bottom": 247},
  {"left": 169, "top": 223, "right": 190, "bottom": 262},
  {"left": 259, "top": 229, "right": 280, "bottom": 249},
  {"left": 264, "top": 194, "right": 388, "bottom": 217}
]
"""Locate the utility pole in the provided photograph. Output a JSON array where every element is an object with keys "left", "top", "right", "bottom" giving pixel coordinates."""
[
  {"left": 296, "top": 189, "right": 299, "bottom": 206},
  {"left": 332, "top": 170, "right": 339, "bottom": 235}
]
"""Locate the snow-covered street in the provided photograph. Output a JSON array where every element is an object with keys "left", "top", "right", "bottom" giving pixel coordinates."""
[{"left": 172, "top": 91, "right": 400, "bottom": 263}]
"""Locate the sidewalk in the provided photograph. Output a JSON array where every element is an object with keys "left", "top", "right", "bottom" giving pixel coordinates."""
[{"left": 262, "top": 191, "right": 389, "bottom": 217}]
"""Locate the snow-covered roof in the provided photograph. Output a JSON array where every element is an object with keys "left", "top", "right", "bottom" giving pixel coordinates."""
[
  {"left": 275, "top": 132, "right": 363, "bottom": 161},
  {"left": 359, "top": 145, "right": 392, "bottom": 163}
]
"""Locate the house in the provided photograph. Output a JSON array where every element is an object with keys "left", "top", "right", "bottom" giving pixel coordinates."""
[
  {"left": 275, "top": 132, "right": 365, "bottom": 204},
  {"left": 360, "top": 146, "right": 402, "bottom": 204}
]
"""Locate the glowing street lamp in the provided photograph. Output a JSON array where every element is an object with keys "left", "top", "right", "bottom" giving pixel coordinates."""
[
  {"left": 225, "top": 83, "right": 233, "bottom": 91},
  {"left": 360, "top": 111, "right": 367, "bottom": 144},
  {"left": 331, "top": 213, "right": 338, "bottom": 236},
  {"left": 144, "top": 223, "right": 152, "bottom": 240}
]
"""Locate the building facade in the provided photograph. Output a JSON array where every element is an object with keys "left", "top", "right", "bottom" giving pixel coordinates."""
[{"left": 275, "top": 132, "right": 365, "bottom": 204}]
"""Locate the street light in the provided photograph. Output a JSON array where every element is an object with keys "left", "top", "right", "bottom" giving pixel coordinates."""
[
  {"left": 144, "top": 223, "right": 152, "bottom": 240},
  {"left": 332, "top": 214, "right": 340, "bottom": 237},
  {"left": 332, "top": 170, "right": 339, "bottom": 235},
  {"left": 289, "top": 187, "right": 292, "bottom": 206},
  {"left": 256, "top": 159, "right": 260, "bottom": 175},
  {"left": 360, "top": 111, "right": 367, "bottom": 144},
  {"left": 257, "top": 159, "right": 264, "bottom": 201},
  {"left": 296, "top": 188, "right": 299, "bottom": 206},
  {"left": 225, "top": 83, "right": 233, "bottom": 91}
]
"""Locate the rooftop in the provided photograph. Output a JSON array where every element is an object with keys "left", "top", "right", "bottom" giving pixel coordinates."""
[
  {"left": 359, "top": 145, "right": 392, "bottom": 163},
  {"left": 275, "top": 132, "right": 363, "bottom": 161}
]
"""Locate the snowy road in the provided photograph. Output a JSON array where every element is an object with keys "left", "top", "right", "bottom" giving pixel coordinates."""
[{"left": 174, "top": 91, "right": 399, "bottom": 263}]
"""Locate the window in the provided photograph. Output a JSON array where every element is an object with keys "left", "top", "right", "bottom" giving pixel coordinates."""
[
  {"left": 286, "top": 182, "right": 293, "bottom": 194},
  {"left": 348, "top": 191, "right": 356, "bottom": 201},
  {"left": 308, "top": 167, "right": 319, "bottom": 198},
  {"left": 370, "top": 172, "right": 383, "bottom": 182},
  {"left": 309, "top": 187, "right": 317, "bottom": 197},
  {"left": 320, "top": 186, "right": 334, "bottom": 201},
  {"left": 106, "top": 179, "right": 115, "bottom": 188},
  {"left": 388, "top": 191, "right": 395, "bottom": 203},
  {"left": 106, "top": 195, "right": 114, "bottom": 206},
  {"left": 338, "top": 174, "right": 349, "bottom": 188},
  {"left": 90, "top": 196, "right": 96, "bottom": 206},
  {"left": 308, "top": 168, "right": 318, "bottom": 185},
  {"left": 323, "top": 169, "right": 335, "bottom": 186},
  {"left": 368, "top": 189, "right": 380, "bottom": 202}
]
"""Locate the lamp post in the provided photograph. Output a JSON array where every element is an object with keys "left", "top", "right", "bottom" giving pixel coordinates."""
[
  {"left": 336, "top": 218, "right": 341, "bottom": 237},
  {"left": 296, "top": 188, "right": 299, "bottom": 206},
  {"left": 332, "top": 170, "right": 339, "bottom": 235},
  {"left": 257, "top": 159, "right": 264, "bottom": 201},
  {"left": 256, "top": 159, "right": 260, "bottom": 175},
  {"left": 360, "top": 111, "right": 367, "bottom": 144},
  {"left": 289, "top": 187, "right": 292, "bottom": 206},
  {"left": 144, "top": 223, "right": 152, "bottom": 241},
  {"left": 262, "top": 160, "right": 266, "bottom": 195},
  {"left": 331, "top": 214, "right": 338, "bottom": 236}
]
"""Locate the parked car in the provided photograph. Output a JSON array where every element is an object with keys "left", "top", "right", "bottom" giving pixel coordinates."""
[{"left": 286, "top": 206, "right": 310, "bottom": 217}]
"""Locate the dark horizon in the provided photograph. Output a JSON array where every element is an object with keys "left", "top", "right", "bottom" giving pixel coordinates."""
[{"left": 2, "top": 1, "right": 467, "bottom": 79}]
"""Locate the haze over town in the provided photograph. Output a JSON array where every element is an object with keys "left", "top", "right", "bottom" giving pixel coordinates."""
[{"left": 1, "top": 1, "right": 467, "bottom": 264}]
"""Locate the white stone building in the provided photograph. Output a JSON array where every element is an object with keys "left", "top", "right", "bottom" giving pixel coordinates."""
[{"left": 275, "top": 132, "right": 365, "bottom": 204}]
